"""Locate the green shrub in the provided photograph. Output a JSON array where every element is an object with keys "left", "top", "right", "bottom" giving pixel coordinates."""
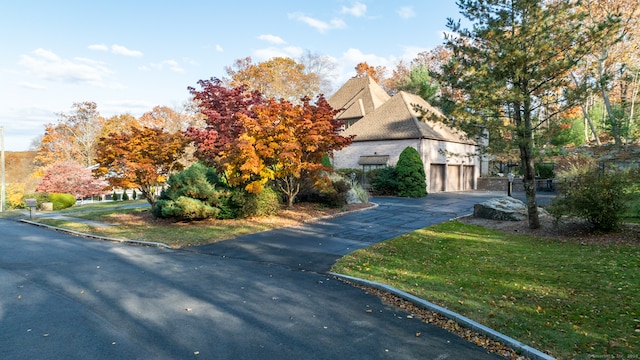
[
  {"left": 323, "top": 178, "right": 350, "bottom": 208},
  {"left": 153, "top": 162, "right": 224, "bottom": 219},
  {"left": 154, "top": 196, "right": 220, "bottom": 220},
  {"left": 367, "top": 167, "right": 398, "bottom": 195},
  {"left": 233, "top": 186, "right": 281, "bottom": 217},
  {"left": 554, "top": 154, "right": 596, "bottom": 179},
  {"left": 112, "top": 190, "right": 119, "bottom": 201},
  {"left": 535, "top": 163, "right": 555, "bottom": 179},
  {"left": 396, "top": 147, "right": 427, "bottom": 197},
  {"left": 132, "top": 189, "right": 137, "bottom": 200},
  {"left": 548, "top": 169, "right": 630, "bottom": 232},
  {"left": 23, "top": 192, "right": 51, "bottom": 209},
  {"left": 49, "top": 193, "right": 76, "bottom": 210},
  {"left": 122, "top": 190, "right": 129, "bottom": 201},
  {"left": 152, "top": 162, "right": 280, "bottom": 219},
  {"left": 321, "top": 155, "right": 333, "bottom": 169}
]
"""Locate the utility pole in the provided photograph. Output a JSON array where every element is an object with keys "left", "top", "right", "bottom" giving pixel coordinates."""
[{"left": 1, "top": 126, "right": 5, "bottom": 212}]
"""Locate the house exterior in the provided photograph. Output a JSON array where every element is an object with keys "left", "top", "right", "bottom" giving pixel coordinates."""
[{"left": 329, "top": 76, "right": 486, "bottom": 192}]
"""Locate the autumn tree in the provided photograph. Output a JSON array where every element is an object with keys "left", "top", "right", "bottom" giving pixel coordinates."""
[
  {"left": 354, "top": 62, "right": 387, "bottom": 85},
  {"left": 94, "top": 127, "right": 188, "bottom": 206},
  {"left": 36, "top": 161, "right": 108, "bottom": 199},
  {"left": 100, "top": 113, "right": 138, "bottom": 139},
  {"left": 187, "top": 80, "right": 352, "bottom": 207},
  {"left": 139, "top": 105, "right": 200, "bottom": 133},
  {"left": 34, "top": 101, "right": 105, "bottom": 170},
  {"left": 579, "top": 0, "right": 640, "bottom": 145},
  {"left": 225, "top": 56, "right": 320, "bottom": 102},
  {"left": 435, "top": 0, "right": 617, "bottom": 229},
  {"left": 298, "top": 51, "right": 338, "bottom": 96},
  {"left": 185, "top": 78, "right": 266, "bottom": 167}
]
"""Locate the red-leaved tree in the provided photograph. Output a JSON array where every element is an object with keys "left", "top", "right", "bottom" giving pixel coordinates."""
[
  {"left": 186, "top": 78, "right": 352, "bottom": 206},
  {"left": 184, "top": 78, "right": 265, "bottom": 166},
  {"left": 36, "top": 161, "right": 108, "bottom": 198}
]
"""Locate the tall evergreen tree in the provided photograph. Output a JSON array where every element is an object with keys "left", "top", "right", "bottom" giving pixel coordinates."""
[{"left": 434, "top": 0, "right": 618, "bottom": 229}]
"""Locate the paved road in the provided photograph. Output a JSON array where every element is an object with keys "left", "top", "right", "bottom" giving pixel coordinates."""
[{"left": 0, "top": 191, "right": 550, "bottom": 359}]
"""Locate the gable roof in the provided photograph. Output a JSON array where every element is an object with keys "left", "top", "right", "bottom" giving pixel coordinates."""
[
  {"left": 342, "top": 91, "right": 475, "bottom": 145},
  {"left": 327, "top": 75, "right": 390, "bottom": 120}
]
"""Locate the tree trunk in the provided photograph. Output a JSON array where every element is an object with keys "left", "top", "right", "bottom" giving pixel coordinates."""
[
  {"left": 598, "top": 50, "right": 622, "bottom": 146},
  {"left": 517, "top": 98, "right": 540, "bottom": 229},
  {"left": 628, "top": 70, "right": 639, "bottom": 143},
  {"left": 580, "top": 104, "right": 601, "bottom": 145},
  {"left": 570, "top": 72, "right": 601, "bottom": 145},
  {"left": 278, "top": 176, "right": 300, "bottom": 208}
]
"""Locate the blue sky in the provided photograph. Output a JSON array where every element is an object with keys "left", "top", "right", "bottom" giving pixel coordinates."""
[{"left": 0, "top": 1, "right": 463, "bottom": 151}]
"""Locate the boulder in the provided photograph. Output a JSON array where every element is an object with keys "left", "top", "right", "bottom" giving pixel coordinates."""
[{"left": 473, "top": 197, "right": 545, "bottom": 221}]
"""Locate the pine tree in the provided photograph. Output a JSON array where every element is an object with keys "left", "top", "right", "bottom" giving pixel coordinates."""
[{"left": 434, "top": 0, "right": 618, "bottom": 229}]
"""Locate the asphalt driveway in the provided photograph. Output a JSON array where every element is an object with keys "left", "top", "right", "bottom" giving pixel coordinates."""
[{"left": 0, "top": 191, "right": 547, "bottom": 359}]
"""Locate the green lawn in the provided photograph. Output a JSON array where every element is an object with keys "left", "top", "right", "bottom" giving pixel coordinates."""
[
  {"left": 31, "top": 202, "right": 288, "bottom": 247},
  {"left": 332, "top": 221, "right": 640, "bottom": 359}
]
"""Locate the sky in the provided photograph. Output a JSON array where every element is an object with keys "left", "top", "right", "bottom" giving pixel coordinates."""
[{"left": 0, "top": 0, "right": 464, "bottom": 151}]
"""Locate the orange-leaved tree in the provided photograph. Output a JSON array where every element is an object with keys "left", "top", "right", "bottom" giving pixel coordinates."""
[
  {"left": 94, "top": 126, "right": 188, "bottom": 206},
  {"left": 187, "top": 79, "right": 352, "bottom": 207}
]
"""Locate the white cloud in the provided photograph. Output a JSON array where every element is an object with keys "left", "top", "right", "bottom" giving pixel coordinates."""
[
  {"left": 215, "top": 44, "right": 224, "bottom": 52},
  {"left": 88, "top": 43, "right": 109, "bottom": 51},
  {"left": 18, "top": 48, "right": 112, "bottom": 87},
  {"left": 17, "top": 81, "right": 46, "bottom": 89},
  {"left": 399, "top": 45, "right": 428, "bottom": 61},
  {"left": 111, "top": 44, "right": 143, "bottom": 57},
  {"left": 341, "top": 2, "right": 367, "bottom": 17},
  {"left": 253, "top": 45, "right": 303, "bottom": 61},
  {"left": 101, "top": 99, "right": 157, "bottom": 117},
  {"left": 288, "top": 12, "right": 346, "bottom": 33},
  {"left": 396, "top": 6, "right": 416, "bottom": 19},
  {"left": 88, "top": 43, "right": 144, "bottom": 57},
  {"left": 147, "top": 60, "right": 185, "bottom": 73},
  {"left": 341, "top": 48, "right": 390, "bottom": 67},
  {"left": 258, "top": 34, "right": 286, "bottom": 45}
]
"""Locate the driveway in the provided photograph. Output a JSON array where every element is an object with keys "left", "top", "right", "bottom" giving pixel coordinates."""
[{"left": 0, "top": 191, "right": 546, "bottom": 359}]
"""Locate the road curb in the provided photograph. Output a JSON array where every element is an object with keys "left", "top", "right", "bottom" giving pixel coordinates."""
[
  {"left": 19, "top": 219, "right": 171, "bottom": 249},
  {"left": 330, "top": 273, "right": 556, "bottom": 360}
]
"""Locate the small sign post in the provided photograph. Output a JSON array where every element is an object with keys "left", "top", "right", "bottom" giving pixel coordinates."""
[{"left": 26, "top": 198, "right": 37, "bottom": 220}]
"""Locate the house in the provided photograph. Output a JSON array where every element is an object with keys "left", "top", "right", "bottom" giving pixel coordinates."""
[{"left": 329, "top": 76, "right": 486, "bottom": 192}]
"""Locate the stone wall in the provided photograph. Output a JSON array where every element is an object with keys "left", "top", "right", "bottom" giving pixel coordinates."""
[{"left": 477, "top": 177, "right": 556, "bottom": 192}]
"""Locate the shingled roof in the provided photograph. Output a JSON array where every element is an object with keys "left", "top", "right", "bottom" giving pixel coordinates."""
[
  {"left": 342, "top": 91, "right": 475, "bottom": 145},
  {"left": 327, "top": 75, "right": 390, "bottom": 121}
]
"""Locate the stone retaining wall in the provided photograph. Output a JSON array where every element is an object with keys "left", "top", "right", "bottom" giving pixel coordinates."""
[{"left": 477, "top": 177, "right": 556, "bottom": 192}]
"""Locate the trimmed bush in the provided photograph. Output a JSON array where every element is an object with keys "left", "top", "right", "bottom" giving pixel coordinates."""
[
  {"left": 535, "top": 163, "right": 555, "bottom": 179},
  {"left": 154, "top": 196, "right": 220, "bottom": 220},
  {"left": 232, "top": 186, "right": 281, "bottom": 218},
  {"left": 367, "top": 167, "right": 398, "bottom": 195},
  {"left": 153, "top": 162, "right": 224, "bottom": 219},
  {"left": 49, "top": 193, "right": 76, "bottom": 210},
  {"left": 548, "top": 169, "right": 630, "bottom": 232},
  {"left": 122, "top": 190, "right": 129, "bottom": 201},
  {"left": 396, "top": 147, "right": 427, "bottom": 197}
]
